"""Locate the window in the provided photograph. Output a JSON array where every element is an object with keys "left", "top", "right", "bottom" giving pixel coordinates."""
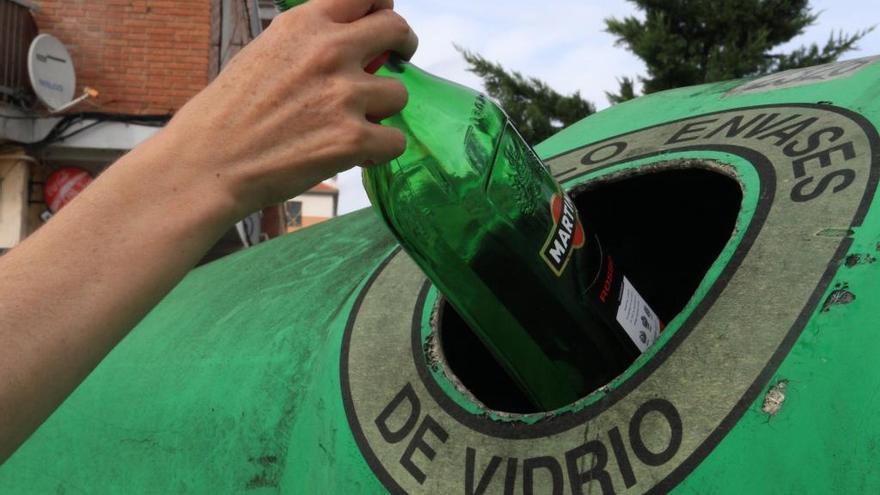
[{"left": 285, "top": 200, "right": 302, "bottom": 228}]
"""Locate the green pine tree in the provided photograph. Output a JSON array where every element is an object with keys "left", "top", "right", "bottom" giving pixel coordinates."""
[
  {"left": 458, "top": 47, "right": 595, "bottom": 145},
  {"left": 605, "top": 76, "right": 637, "bottom": 105},
  {"left": 605, "top": 0, "right": 873, "bottom": 103}
]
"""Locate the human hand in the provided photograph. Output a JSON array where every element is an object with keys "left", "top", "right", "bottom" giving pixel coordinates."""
[{"left": 151, "top": 0, "right": 418, "bottom": 220}]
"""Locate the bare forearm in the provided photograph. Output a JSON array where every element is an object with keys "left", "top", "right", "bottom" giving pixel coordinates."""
[{"left": 0, "top": 133, "right": 234, "bottom": 461}]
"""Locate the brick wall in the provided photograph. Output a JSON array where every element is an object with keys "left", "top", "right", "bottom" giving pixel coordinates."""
[{"left": 34, "top": 0, "right": 214, "bottom": 114}]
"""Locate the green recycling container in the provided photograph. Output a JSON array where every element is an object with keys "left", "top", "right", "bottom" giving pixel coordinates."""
[{"left": 2, "top": 55, "right": 880, "bottom": 494}]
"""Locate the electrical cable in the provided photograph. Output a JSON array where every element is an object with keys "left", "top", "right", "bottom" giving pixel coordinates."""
[
  {"left": 0, "top": 113, "right": 41, "bottom": 120},
  {"left": 21, "top": 111, "right": 171, "bottom": 151}
]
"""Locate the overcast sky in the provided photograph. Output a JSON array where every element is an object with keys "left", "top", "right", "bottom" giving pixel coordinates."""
[{"left": 336, "top": 0, "right": 880, "bottom": 214}]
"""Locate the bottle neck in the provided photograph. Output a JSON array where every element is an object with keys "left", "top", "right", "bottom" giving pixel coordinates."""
[{"left": 275, "top": 0, "right": 305, "bottom": 12}]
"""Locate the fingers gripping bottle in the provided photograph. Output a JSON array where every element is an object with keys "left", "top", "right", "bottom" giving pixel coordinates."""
[{"left": 276, "top": 1, "right": 662, "bottom": 411}]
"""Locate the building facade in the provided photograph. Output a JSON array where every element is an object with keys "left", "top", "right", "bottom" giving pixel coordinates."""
[
  {"left": 0, "top": 0, "right": 327, "bottom": 260},
  {"left": 32, "top": 0, "right": 213, "bottom": 114},
  {"left": 286, "top": 179, "right": 339, "bottom": 232}
]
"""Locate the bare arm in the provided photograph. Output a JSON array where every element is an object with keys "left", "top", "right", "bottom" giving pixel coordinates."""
[{"left": 0, "top": 0, "right": 417, "bottom": 462}]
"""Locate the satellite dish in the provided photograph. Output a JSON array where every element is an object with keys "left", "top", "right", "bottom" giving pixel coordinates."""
[{"left": 27, "top": 34, "right": 76, "bottom": 111}]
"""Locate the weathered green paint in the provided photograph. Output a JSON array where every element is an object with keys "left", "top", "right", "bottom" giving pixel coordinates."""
[
  {"left": 2, "top": 57, "right": 880, "bottom": 493},
  {"left": 1, "top": 212, "right": 398, "bottom": 493}
]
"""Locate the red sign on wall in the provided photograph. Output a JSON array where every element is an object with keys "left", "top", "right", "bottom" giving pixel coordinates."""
[{"left": 45, "top": 167, "right": 93, "bottom": 213}]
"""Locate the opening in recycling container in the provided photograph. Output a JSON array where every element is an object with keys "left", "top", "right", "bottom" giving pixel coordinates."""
[{"left": 435, "top": 163, "right": 744, "bottom": 414}]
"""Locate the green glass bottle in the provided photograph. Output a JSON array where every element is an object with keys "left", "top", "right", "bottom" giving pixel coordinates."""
[
  {"left": 274, "top": 0, "right": 300, "bottom": 10},
  {"left": 362, "top": 59, "right": 663, "bottom": 410},
  {"left": 276, "top": 0, "right": 661, "bottom": 411}
]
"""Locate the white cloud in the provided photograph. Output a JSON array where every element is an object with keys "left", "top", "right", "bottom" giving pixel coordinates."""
[{"left": 777, "top": 0, "right": 879, "bottom": 59}]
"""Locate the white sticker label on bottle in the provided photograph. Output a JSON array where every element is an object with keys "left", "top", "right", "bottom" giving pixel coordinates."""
[{"left": 616, "top": 277, "right": 661, "bottom": 352}]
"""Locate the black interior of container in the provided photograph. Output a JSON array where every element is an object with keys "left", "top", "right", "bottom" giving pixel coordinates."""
[{"left": 437, "top": 166, "right": 744, "bottom": 413}]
